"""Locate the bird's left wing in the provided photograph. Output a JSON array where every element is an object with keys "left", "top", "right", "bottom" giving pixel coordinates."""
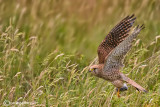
[
  {"left": 104, "top": 25, "right": 144, "bottom": 71},
  {"left": 98, "top": 15, "right": 136, "bottom": 64}
]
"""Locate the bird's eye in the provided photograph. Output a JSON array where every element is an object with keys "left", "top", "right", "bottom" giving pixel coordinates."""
[{"left": 93, "top": 68, "right": 97, "bottom": 72}]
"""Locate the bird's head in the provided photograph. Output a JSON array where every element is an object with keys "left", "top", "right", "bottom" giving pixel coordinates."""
[{"left": 89, "top": 64, "right": 103, "bottom": 76}]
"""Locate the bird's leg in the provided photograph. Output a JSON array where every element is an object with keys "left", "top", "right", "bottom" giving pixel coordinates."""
[{"left": 117, "top": 88, "right": 120, "bottom": 98}]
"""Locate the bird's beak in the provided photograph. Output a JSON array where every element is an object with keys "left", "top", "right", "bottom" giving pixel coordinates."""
[{"left": 88, "top": 68, "right": 93, "bottom": 72}]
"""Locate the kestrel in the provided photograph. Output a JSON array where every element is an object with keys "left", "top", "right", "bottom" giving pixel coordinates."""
[{"left": 89, "top": 14, "right": 147, "bottom": 97}]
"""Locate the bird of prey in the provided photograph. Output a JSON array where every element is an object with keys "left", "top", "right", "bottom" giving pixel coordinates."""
[{"left": 89, "top": 14, "right": 147, "bottom": 97}]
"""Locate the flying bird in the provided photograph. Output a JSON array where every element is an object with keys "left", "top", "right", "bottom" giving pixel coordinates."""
[{"left": 89, "top": 14, "right": 147, "bottom": 97}]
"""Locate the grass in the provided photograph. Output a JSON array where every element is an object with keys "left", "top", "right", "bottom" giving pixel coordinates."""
[{"left": 0, "top": 0, "right": 160, "bottom": 106}]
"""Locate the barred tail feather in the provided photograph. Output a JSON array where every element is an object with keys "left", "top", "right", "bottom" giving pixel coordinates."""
[{"left": 121, "top": 73, "right": 147, "bottom": 92}]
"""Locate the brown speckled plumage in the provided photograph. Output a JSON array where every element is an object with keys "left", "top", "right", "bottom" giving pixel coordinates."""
[
  {"left": 98, "top": 15, "right": 136, "bottom": 64},
  {"left": 89, "top": 15, "right": 147, "bottom": 97}
]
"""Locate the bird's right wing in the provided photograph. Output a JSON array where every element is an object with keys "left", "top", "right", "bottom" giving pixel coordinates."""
[{"left": 104, "top": 25, "right": 144, "bottom": 72}]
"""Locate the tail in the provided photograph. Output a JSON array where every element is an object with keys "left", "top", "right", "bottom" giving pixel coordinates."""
[{"left": 120, "top": 73, "right": 147, "bottom": 92}]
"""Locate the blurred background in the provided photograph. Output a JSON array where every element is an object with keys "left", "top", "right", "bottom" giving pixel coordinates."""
[
  {"left": 0, "top": 0, "right": 160, "bottom": 60},
  {"left": 0, "top": 0, "right": 160, "bottom": 106}
]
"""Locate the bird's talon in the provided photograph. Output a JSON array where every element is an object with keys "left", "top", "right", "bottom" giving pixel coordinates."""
[{"left": 117, "top": 88, "right": 121, "bottom": 98}]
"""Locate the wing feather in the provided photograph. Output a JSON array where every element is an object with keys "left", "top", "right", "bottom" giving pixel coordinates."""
[
  {"left": 104, "top": 24, "right": 145, "bottom": 71},
  {"left": 98, "top": 14, "right": 136, "bottom": 64}
]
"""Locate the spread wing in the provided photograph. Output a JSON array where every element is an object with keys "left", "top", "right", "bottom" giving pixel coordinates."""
[
  {"left": 103, "top": 25, "right": 144, "bottom": 71},
  {"left": 98, "top": 14, "right": 136, "bottom": 64}
]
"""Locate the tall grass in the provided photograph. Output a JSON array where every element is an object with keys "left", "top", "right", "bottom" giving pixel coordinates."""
[{"left": 0, "top": 0, "right": 160, "bottom": 106}]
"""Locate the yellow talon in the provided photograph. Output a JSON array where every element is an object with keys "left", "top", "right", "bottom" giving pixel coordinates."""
[{"left": 117, "top": 88, "right": 120, "bottom": 98}]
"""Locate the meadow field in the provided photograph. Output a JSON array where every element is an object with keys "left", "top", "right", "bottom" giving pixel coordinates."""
[{"left": 0, "top": 0, "right": 160, "bottom": 106}]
